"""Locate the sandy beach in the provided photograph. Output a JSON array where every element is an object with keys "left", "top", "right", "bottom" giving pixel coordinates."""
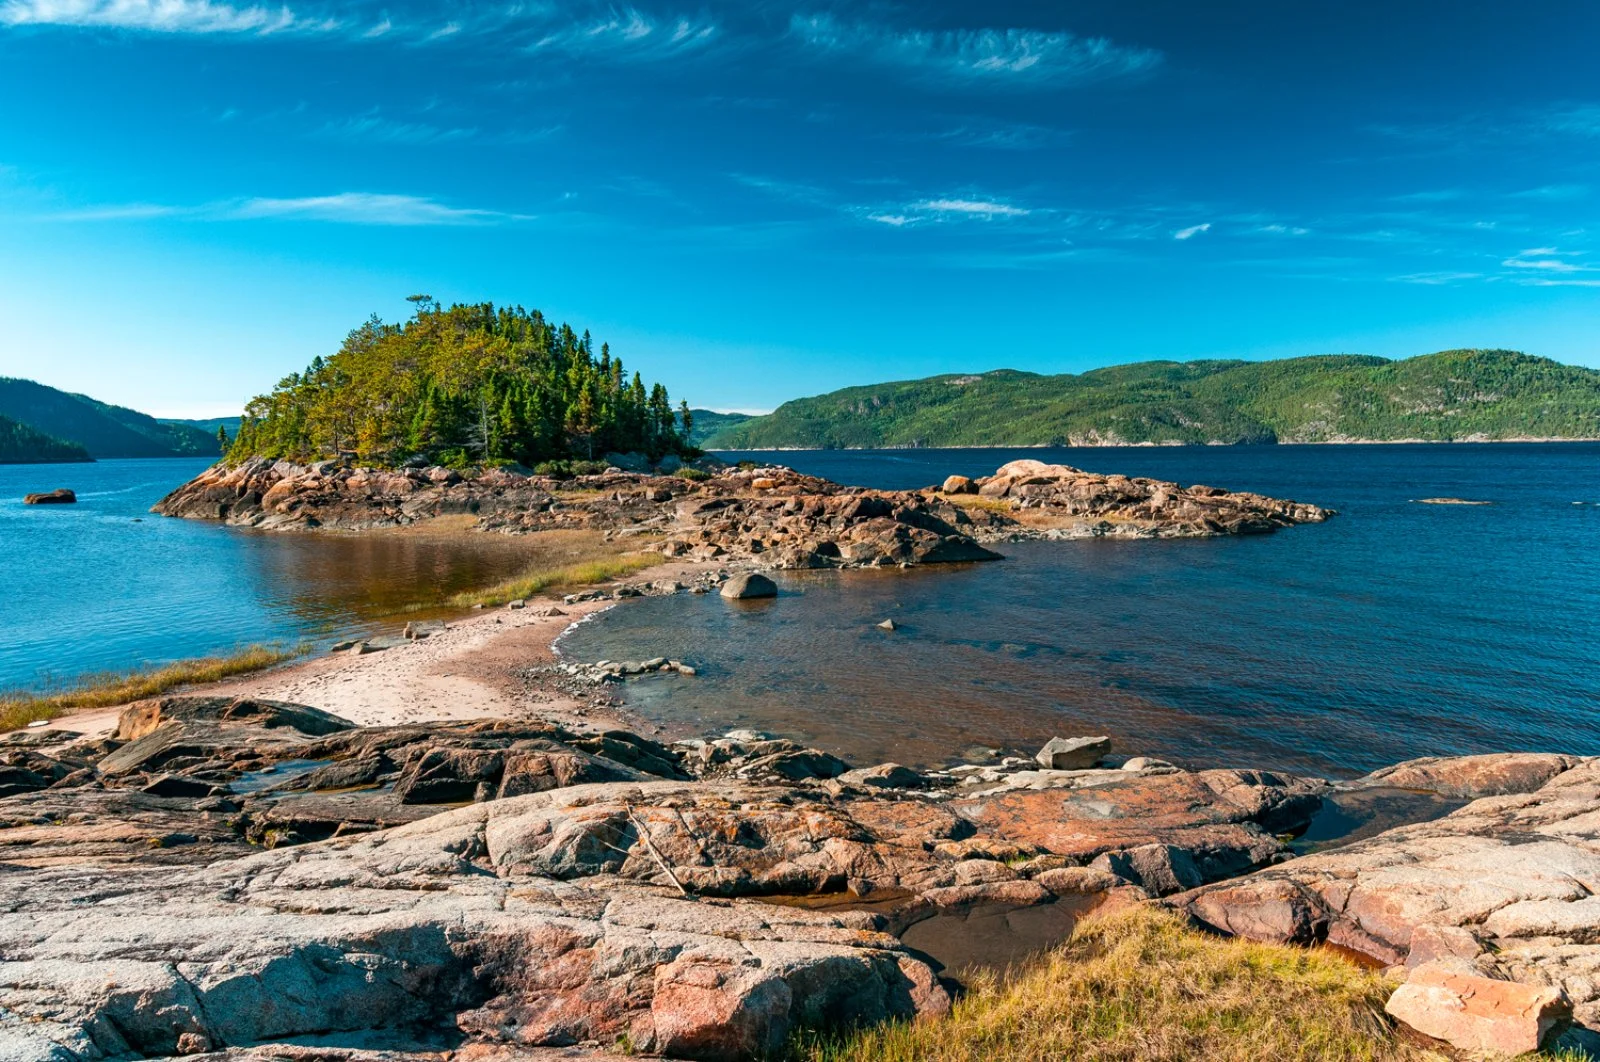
[{"left": 40, "top": 557, "right": 713, "bottom": 742}]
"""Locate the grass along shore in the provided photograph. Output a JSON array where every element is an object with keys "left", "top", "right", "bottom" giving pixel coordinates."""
[
  {"left": 791, "top": 907, "right": 1581, "bottom": 1062},
  {"left": 0, "top": 644, "right": 305, "bottom": 732},
  {"left": 1, "top": 534, "right": 667, "bottom": 733},
  {"left": 442, "top": 551, "right": 663, "bottom": 608}
]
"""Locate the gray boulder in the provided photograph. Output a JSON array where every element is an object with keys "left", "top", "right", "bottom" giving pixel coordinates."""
[
  {"left": 1036, "top": 735, "right": 1112, "bottom": 770},
  {"left": 720, "top": 572, "right": 778, "bottom": 600}
]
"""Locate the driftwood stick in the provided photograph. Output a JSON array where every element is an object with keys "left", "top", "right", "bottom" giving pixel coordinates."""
[{"left": 624, "top": 803, "right": 692, "bottom": 899}]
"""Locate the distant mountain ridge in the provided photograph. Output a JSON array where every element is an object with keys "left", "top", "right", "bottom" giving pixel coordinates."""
[
  {"left": 686, "top": 409, "right": 754, "bottom": 447},
  {"left": 704, "top": 350, "right": 1600, "bottom": 449},
  {"left": 0, "top": 378, "right": 222, "bottom": 459},
  {"left": 0, "top": 413, "right": 91, "bottom": 464},
  {"left": 160, "top": 416, "right": 241, "bottom": 439}
]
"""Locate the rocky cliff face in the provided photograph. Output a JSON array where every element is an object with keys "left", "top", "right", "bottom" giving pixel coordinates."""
[{"left": 152, "top": 457, "right": 1332, "bottom": 570}]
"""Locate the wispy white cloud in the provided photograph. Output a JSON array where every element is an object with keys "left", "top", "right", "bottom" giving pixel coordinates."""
[
  {"left": 791, "top": 13, "right": 1159, "bottom": 87},
  {"left": 532, "top": 7, "right": 715, "bottom": 58},
  {"left": 41, "top": 201, "right": 180, "bottom": 221},
  {"left": 1258, "top": 223, "right": 1309, "bottom": 236},
  {"left": 1501, "top": 247, "right": 1591, "bottom": 273},
  {"left": 1173, "top": 222, "right": 1211, "bottom": 240},
  {"left": 901, "top": 121, "right": 1070, "bottom": 151},
  {"left": 1, "top": 0, "right": 714, "bottom": 56},
  {"left": 1540, "top": 104, "right": 1600, "bottom": 138},
  {"left": 317, "top": 113, "right": 478, "bottom": 146},
  {"left": 0, "top": 0, "right": 316, "bottom": 33},
  {"left": 1510, "top": 183, "right": 1589, "bottom": 201},
  {"left": 867, "top": 213, "right": 915, "bottom": 227},
  {"left": 229, "top": 192, "right": 517, "bottom": 224},
  {"left": 1392, "top": 188, "right": 1464, "bottom": 203},
  {"left": 1392, "top": 271, "right": 1484, "bottom": 285},
  {"left": 915, "top": 198, "right": 1030, "bottom": 217},
  {"left": 40, "top": 191, "right": 524, "bottom": 226}
]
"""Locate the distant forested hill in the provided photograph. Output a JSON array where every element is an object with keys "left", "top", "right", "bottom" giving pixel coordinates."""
[
  {"left": 161, "top": 416, "right": 241, "bottom": 439},
  {"left": 227, "top": 300, "right": 695, "bottom": 468},
  {"left": 0, "top": 413, "right": 92, "bottom": 463},
  {"left": 705, "top": 350, "right": 1600, "bottom": 448},
  {"left": 687, "top": 409, "right": 753, "bottom": 447},
  {"left": 0, "top": 379, "right": 221, "bottom": 458}
]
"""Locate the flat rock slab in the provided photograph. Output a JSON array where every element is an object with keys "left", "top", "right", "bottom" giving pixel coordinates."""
[
  {"left": 1174, "top": 754, "right": 1600, "bottom": 1042},
  {"left": 0, "top": 786, "right": 950, "bottom": 1061},
  {"left": 1386, "top": 962, "right": 1571, "bottom": 1055}
]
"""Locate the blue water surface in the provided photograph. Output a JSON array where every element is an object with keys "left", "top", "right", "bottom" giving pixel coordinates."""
[
  {"left": 0, "top": 459, "right": 536, "bottom": 690},
  {"left": 557, "top": 443, "right": 1600, "bottom": 775}
]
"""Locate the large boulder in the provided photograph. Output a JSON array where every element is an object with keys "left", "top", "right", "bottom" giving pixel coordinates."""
[
  {"left": 1386, "top": 963, "right": 1570, "bottom": 1055},
  {"left": 720, "top": 572, "right": 778, "bottom": 599},
  {"left": 1036, "top": 736, "right": 1112, "bottom": 770}
]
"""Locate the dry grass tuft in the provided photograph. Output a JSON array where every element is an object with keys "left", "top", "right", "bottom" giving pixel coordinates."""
[
  {"left": 446, "top": 553, "right": 663, "bottom": 608},
  {"left": 947, "top": 495, "right": 1015, "bottom": 514},
  {"left": 794, "top": 907, "right": 1463, "bottom": 1062},
  {"left": 0, "top": 644, "right": 304, "bottom": 733}
]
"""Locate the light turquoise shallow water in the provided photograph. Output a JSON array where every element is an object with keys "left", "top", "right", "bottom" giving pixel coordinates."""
[{"left": 0, "top": 458, "right": 537, "bottom": 691}]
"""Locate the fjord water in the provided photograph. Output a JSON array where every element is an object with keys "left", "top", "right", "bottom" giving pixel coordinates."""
[
  {"left": 564, "top": 443, "right": 1600, "bottom": 777},
  {"left": 0, "top": 459, "right": 539, "bottom": 692}
]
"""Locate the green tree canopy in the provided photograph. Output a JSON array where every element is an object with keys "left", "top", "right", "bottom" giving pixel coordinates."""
[{"left": 229, "top": 301, "right": 696, "bottom": 467}]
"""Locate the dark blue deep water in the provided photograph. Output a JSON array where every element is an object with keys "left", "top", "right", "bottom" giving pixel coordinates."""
[
  {"left": 0, "top": 459, "right": 541, "bottom": 691},
  {"left": 560, "top": 444, "right": 1600, "bottom": 776}
]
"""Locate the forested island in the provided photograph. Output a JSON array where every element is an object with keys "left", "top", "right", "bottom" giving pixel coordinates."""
[
  {"left": 0, "top": 413, "right": 91, "bottom": 463},
  {"left": 706, "top": 349, "right": 1600, "bottom": 449},
  {"left": 227, "top": 299, "right": 696, "bottom": 470}
]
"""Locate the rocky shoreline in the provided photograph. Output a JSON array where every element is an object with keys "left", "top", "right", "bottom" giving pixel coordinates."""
[
  {"left": 153, "top": 458, "right": 1333, "bottom": 569},
  {"left": 1, "top": 694, "right": 1592, "bottom": 1059},
  {"left": 14, "top": 457, "right": 1592, "bottom": 1059}
]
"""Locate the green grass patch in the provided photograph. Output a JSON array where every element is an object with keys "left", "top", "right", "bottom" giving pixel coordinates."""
[
  {"left": 790, "top": 906, "right": 1582, "bottom": 1062},
  {"left": 445, "top": 553, "right": 664, "bottom": 608},
  {"left": 0, "top": 644, "right": 305, "bottom": 732}
]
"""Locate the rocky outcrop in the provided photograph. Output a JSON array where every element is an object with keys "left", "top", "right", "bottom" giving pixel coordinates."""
[
  {"left": 22, "top": 488, "right": 75, "bottom": 504},
  {"left": 974, "top": 459, "right": 1330, "bottom": 536},
  {"left": 0, "top": 701, "right": 1339, "bottom": 1059},
  {"left": 1173, "top": 753, "right": 1600, "bottom": 1048},
  {"left": 152, "top": 458, "right": 1330, "bottom": 570}
]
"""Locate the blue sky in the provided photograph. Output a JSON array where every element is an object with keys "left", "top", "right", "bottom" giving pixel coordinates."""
[{"left": 0, "top": 1, "right": 1596, "bottom": 416}]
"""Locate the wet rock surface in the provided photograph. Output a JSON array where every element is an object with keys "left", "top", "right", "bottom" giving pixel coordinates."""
[
  {"left": 152, "top": 457, "right": 1332, "bottom": 570},
  {"left": 0, "top": 701, "right": 1348, "bottom": 1060}
]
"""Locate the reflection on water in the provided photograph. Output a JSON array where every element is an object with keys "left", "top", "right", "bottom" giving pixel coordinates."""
[
  {"left": 0, "top": 459, "right": 544, "bottom": 690},
  {"left": 564, "top": 443, "right": 1600, "bottom": 776}
]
